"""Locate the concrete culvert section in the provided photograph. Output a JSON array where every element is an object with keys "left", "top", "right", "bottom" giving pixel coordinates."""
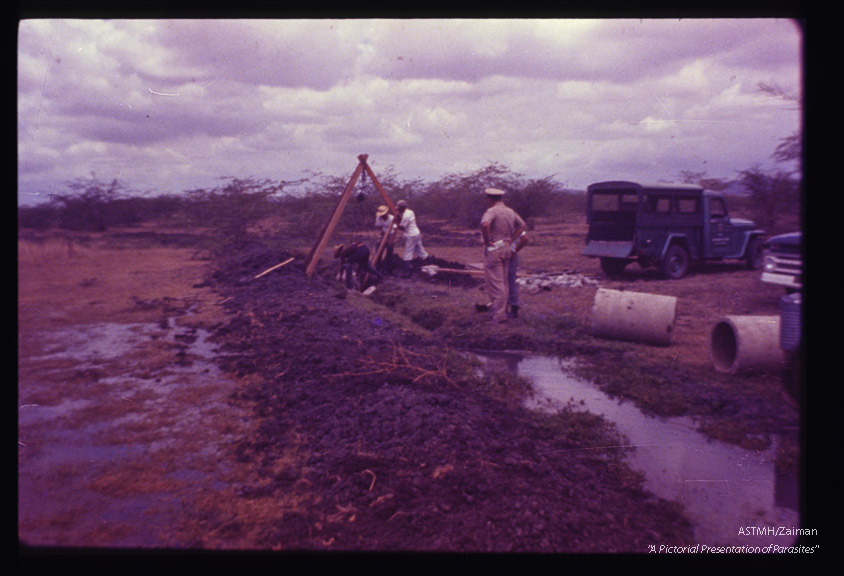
[
  {"left": 591, "top": 288, "right": 677, "bottom": 346},
  {"left": 710, "top": 316, "right": 783, "bottom": 374}
]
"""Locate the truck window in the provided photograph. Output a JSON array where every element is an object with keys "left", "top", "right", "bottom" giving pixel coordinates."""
[
  {"left": 646, "top": 195, "right": 672, "bottom": 214},
  {"left": 619, "top": 192, "right": 639, "bottom": 211},
  {"left": 677, "top": 198, "right": 699, "bottom": 214},
  {"left": 591, "top": 193, "right": 617, "bottom": 211},
  {"left": 710, "top": 198, "right": 727, "bottom": 219},
  {"left": 591, "top": 191, "right": 638, "bottom": 211}
]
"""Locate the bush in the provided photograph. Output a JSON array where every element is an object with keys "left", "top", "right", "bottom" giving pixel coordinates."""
[
  {"left": 18, "top": 204, "right": 59, "bottom": 230},
  {"left": 10, "top": 164, "right": 580, "bottom": 237},
  {"left": 736, "top": 167, "right": 802, "bottom": 234}
]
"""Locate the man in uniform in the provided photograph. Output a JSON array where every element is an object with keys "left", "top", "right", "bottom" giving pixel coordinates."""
[{"left": 480, "top": 188, "right": 527, "bottom": 323}]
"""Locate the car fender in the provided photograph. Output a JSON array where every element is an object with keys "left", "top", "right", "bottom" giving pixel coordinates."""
[
  {"left": 738, "top": 229, "right": 767, "bottom": 256},
  {"left": 659, "top": 233, "right": 690, "bottom": 261}
]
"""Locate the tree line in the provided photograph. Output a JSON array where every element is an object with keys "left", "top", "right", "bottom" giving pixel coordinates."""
[{"left": 17, "top": 159, "right": 801, "bottom": 241}]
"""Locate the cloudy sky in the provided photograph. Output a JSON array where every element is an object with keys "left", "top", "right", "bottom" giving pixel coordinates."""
[{"left": 17, "top": 18, "right": 802, "bottom": 205}]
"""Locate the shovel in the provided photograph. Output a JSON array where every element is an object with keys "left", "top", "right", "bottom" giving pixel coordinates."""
[
  {"left": 421, "top": 264, "right": 527, "bottom": 278},
  {"left": 420, "top": 265, "right": 485, "bottom": 277}
]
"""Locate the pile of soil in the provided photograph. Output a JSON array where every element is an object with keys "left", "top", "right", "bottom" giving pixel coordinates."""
[{"left": 205, "top": 242, "right": 693, "bottom": 552}]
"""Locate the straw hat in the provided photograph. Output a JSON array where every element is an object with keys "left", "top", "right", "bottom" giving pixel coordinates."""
[{"left": 376, "top": 205, "right": 389, "bottom": 217}]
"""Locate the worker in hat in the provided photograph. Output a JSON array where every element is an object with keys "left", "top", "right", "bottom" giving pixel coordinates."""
[
  {"left": 395, "top": 200, "right": 429, "bottom": 276},
  {"left": 334, "top": 241, "right": 382, "bottom": 290},
  {"left": 374, "top": 205, "right": 397, "bottom": 274},
  {"left": 480, "top": 188, "right": 527, "bottom": 322}
]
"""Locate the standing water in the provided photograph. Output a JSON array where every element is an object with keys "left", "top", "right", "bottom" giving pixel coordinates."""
[
  {"left": 18, "top": 317, "right": 244, "bottom": 548},
  {"left": 478, "top": 353, "right": 800, "bottom": 548}
]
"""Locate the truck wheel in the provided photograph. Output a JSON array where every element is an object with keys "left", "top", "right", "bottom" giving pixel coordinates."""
[
  {"left": 661, "top": 245, "right": 689, "bottom": 279},
  {"left": 600, "top": 258, "right": 627, "bottom": 277},
  {"left": 745, "top": 236, "right": 763, "bottom": 270}
]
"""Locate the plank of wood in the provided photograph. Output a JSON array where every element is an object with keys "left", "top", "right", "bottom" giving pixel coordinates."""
[{"left": 253, "top": 257, "right": 295, "bottom": 279}]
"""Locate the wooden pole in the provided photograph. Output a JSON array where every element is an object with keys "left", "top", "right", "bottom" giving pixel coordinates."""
[
  {"left": 304, "top": 155, "right": 367, "bottom": 276},
  {"left": 371, "top": 216, "right": 399, "bottom": 267},
  {"left": 362, "top": 161, "right": 398, "bottom": 214}
]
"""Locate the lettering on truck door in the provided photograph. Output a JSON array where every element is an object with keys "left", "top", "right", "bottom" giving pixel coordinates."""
[{"left": 707, "top": 196, "right": 732, "bottom": 257}]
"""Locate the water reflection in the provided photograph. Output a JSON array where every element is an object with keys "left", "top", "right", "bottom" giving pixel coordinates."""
[{"left": 477, "top": 352, "right": 800, "bottom": 547}]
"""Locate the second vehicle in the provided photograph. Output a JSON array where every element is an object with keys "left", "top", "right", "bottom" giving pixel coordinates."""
[{"left": 583, "top": 181, "right": 766, "bottom": 279}]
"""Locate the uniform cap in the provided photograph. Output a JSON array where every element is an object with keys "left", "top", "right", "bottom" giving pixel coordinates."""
[{"left": 485, "top": 188, "right": 505, "bottom": 196}]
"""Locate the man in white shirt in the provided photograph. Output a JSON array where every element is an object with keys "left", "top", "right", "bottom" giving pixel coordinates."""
[{"left": 395, "top": 200, "right": 429, "bottom": 275}]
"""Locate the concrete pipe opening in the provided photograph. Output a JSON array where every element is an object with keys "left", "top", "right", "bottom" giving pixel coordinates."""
[
  {"left": 710, "top": 315, "right": 783, "bottom": 375},
  {"left": 591, "top": 288, "right": 678, "bottom": 346}
]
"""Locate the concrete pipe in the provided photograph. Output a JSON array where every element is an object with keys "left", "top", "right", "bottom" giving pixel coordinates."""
[
  {"left": 591, "top": 288, "right": 678, "bottom": 346},
  {"left": 710, "top": 316, "right": 783, "bottom": 375}
]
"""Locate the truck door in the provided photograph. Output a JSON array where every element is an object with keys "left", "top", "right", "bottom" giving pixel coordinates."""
[{"left": 706, "top": 196, "right": 733, "bottom": 258}]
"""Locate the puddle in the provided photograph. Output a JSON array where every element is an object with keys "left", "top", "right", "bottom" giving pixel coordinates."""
[
  {"left": 477, "top": 352, "right": 800, "bottom": 548},
  {"left": 18, "top": 316, "right": 243, "bottom": 548}
]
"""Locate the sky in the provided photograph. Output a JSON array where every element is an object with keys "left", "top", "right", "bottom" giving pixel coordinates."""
[{"left": 17, "top": 18, "right": 803, "bottom": 205}]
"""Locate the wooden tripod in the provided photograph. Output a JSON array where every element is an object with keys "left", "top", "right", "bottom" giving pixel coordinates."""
[{"left": 304, "top": 154, "right": 400, "bottom": 278}]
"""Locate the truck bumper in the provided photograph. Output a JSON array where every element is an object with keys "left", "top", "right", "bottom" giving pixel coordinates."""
[
  {"left": 761, "top": 271, "right": 802, "bottom": 290},
  {"left": 583, "top": 241, "right": 634, "bottom": 259}
]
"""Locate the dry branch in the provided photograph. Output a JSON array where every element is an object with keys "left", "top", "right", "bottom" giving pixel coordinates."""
[{"left": 323, "top": 342, "right": 459, "bottom": 388}]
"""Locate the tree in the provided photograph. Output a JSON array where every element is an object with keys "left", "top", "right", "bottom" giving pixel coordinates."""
[
  {"left": 195, "top": 177, "right": 280, "bottom": 247},
  {"left": 52, "top": 175, "right": 125, "bottom": 231},
  {"left": 736, "top": 166, "right": 799, "bottom": 233},
  {"left": 677, "top": 170, "right": 729, "bottom": 191},
  {"left": 758, "top": 81, "right": 802, "bottom": 172}
]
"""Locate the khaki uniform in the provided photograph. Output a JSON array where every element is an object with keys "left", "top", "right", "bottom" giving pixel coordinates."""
[{"left": 481, "top": 203, "right": 526, "bottom": 322}]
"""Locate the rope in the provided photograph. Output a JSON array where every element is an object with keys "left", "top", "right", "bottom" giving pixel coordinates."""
[{"left": 354, "top": 170, "right": 378, "bottom": 252}]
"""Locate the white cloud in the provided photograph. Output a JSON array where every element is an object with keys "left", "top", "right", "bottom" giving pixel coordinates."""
[{"left": 17, "top": 18, "right": 803, "bottom": 204}]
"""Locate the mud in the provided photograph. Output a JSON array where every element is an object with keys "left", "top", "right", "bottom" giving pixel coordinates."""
[
  {"left": 19, "top": 228, "right": 803, "bottom": 554},
  {"left": 201, "top": 242, "right": 693, "bottom": 552}
]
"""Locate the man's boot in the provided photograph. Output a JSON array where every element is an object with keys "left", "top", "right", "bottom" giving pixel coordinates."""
[{"left": 508, "top": 305, "right": 519, "bottom": 319}]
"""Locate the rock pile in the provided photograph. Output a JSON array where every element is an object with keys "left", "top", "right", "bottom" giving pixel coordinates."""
[{"left": 517, "top": 270, "right": 600, "bottom": 293}]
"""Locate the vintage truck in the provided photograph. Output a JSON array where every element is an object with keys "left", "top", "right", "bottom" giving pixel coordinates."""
[
  {"left": 761, "top": 231, "right": 802, "bottom": 292},
  {"left": 583, "top": 181, "right": 766, "bottom": 279}
]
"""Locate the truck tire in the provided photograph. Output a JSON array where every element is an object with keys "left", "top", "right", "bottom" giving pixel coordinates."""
[
  {"left": 600, "top": 258, "right": 627, "bottom": 277},
  {"left": 661, "top": 244, "right": 689, "bottom": 279},
  {"left": 745, "top": 236, "right": 763, "bottom": 270}
]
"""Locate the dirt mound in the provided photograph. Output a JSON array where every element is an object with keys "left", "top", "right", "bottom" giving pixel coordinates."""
[{"left": 206, "top": 242, "right": 692, "bottom": 551}]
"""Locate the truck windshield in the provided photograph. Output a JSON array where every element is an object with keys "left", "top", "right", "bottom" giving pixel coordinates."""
[{"left": 590, "top": 191, "right": 639, "bottom": 211}]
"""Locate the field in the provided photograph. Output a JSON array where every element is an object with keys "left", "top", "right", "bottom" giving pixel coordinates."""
[{"left": 18, "top": 211, "right": 801, "bottom": 554}]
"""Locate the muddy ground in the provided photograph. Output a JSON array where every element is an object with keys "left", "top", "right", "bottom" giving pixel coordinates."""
[{"left": 18, "top": 218, "right": 805, "bottom": 555}]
